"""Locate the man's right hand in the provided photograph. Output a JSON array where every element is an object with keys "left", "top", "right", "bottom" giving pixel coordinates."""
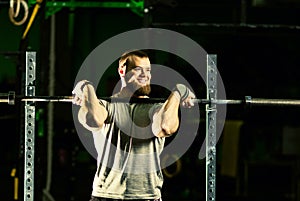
[{"left": 72, "top": 80, "right": 93, "bottom": 106}]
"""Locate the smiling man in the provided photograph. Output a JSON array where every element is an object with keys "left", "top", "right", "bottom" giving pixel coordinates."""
[
  {"left": 118, "top": 50, "right": 152, "bottom": 98},
  {"left": 72, "top": 49, "right": 195, "bottom": 201}
]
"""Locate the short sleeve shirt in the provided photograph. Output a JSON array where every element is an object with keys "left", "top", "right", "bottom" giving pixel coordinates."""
[{"left": 91, "top": 96, "right": 165, "bottom": 200}]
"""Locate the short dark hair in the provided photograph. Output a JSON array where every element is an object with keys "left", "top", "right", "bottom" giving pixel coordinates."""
[
  {"left": 119, "top": 49, "right": 149, "bottom": 70},
  {"left": 120, "top": 49, "right": 149, "bottom": 62}
]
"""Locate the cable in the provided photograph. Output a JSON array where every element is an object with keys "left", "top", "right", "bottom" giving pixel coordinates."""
[
  {"left": 8, "top": 0, "right": 28, "bottom": 26},
  {"left": 12, "top": 0, "right": 20, "bottom": 17},
  {"left": 42, "top": 11, "right": 56, "bottom": 201}
]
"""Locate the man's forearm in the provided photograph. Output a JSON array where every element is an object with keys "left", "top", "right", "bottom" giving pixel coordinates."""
[
  {"left": 154, "top": 91, "right": 180, "bottom": 137},
  {"left": 79, "top": 85, "right": 108, "bottom": 131}
]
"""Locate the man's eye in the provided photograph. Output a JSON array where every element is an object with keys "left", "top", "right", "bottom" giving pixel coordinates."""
[
  {"left": 134, "top": 67, "right": 142, "bottom": 71},
  {"left": 133, "top": 67, "right": 151, "bottom": 73}
]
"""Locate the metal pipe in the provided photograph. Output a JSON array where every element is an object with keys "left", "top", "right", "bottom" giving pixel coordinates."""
[
  {"left": 248, "top": 98, "right": 300, "bottom": 106},
  {"left": 2, "top": 92, "right": 300, "bottom": 106},
  {"left": 20, "top": 96, "right": 74, "bottom": 102}
]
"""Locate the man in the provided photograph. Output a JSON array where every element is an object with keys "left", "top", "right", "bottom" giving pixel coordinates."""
[{"left": 72, "top": 50, "right": 195, "bottom": 201}]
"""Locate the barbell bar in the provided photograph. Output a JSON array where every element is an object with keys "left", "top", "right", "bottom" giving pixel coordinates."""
[{"left": 1, "top": 91, "right": 300, "bottom": 106}]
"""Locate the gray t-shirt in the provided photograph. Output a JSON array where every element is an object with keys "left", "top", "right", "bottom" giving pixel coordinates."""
[{"left": 91, "top": 97, "right": 165, "bottom": 199}]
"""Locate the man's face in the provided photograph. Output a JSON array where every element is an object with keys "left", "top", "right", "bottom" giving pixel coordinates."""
[{"left": 125, "top": 56, "right": 151, "bottom": 96}]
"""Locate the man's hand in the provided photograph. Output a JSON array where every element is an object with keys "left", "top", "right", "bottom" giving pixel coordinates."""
[
  {"left": 71, "top": 80, "right": 107, "bottom": 131},
  {"left": 173, "top": 84, "right": 196, "bottom": 108},
  {"left": 72, "top": 80, "right": 92, "bottom": 106}
]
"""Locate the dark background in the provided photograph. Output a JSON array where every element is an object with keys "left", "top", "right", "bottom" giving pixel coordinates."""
[{"left": 1, "top": 0, "right": 300, "bottom": 200}]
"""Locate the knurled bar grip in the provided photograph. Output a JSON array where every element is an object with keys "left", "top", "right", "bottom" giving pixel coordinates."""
[{"left": 245, "top": 96, "right": 300, "bottom": 106}]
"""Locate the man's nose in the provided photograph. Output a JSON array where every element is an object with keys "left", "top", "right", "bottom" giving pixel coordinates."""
[{"left": 139, "top": 69, "right": 146, "bottom": 76}]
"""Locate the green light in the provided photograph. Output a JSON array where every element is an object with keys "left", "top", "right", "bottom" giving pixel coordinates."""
[
  {"left": 36, "top": 108, "right": 45, "bottom": 137},
  {"left": 45, "top": 1, "right": 144, "bottom": 18}
]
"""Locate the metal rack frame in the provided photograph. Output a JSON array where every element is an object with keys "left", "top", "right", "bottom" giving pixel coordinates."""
[{"left": 24, "top": 51, "right": 36, "bottom": 201}]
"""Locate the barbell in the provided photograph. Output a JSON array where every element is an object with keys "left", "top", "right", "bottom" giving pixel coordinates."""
[{"left": 1, "top": 91, "right": 300, "bottom": 106}]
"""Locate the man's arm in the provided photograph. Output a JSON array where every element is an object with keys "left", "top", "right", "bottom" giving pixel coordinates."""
[
  {"left": 152, "top": 84, "right": 195, "bottom": 137},
  {"left": 72, "top": 80, "right": 108, "bottom": 132}
]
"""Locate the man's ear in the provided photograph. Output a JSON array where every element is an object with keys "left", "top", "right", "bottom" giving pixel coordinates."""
[
  {"left": 118, "top": 65, "right": 126, "bottom": 77},
  {"left": 119, "top": 58, "right": 129, "bottom": 77}
]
